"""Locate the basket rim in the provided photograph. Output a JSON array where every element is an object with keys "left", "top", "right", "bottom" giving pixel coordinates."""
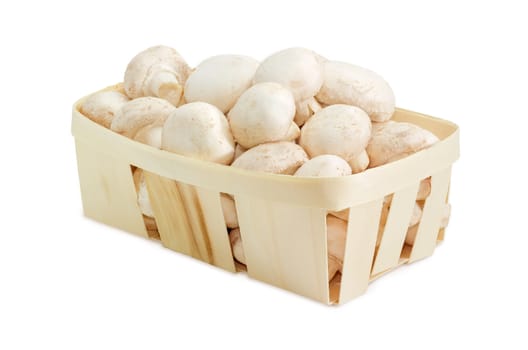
[{"left": 72, "top": 85, "right": 459, "bottom": 210}]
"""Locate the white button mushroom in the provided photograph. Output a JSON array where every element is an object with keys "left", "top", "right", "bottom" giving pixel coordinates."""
[
  {"left": 231, "top": 141, "right": 309, "bottom": 175},
  {"left": 220, "top": 193, "right": 239, "bottom": 229},
  {"left": 254, "top": 47, "right": 324, "bottom": 126},
  {"left": 299, "top": 104, "right": 372, "bottom": 173},
  {"left": 133, "top": 168, "right": 154, "bottom": 218},
  {"left": 133, "top": 124, "right": 163, "bottom": 149},
  {"left": 184, "top": 55, "right": 259, "bottom": 113},
  {"left": 80, "top": 90, "right": 130, "bottom": 128},
  {"left": 110, "top": 97, "right": 176, "bottom": 139},
  {"left": 228, "top": 82, "right": 296, "bottom": 149},
  {"left": 316, "top": 61, "right": 395, "bottom": 122},
  {"left": 327, "top": 216, "right": 348, "bottom": 281},
  {"left": 417, "top": 178, "right": 432, "bottom": 200},
  {"left": 367, "top": 121, "right": 439, "bottom": 168},
  {"left": 124, "top": 45, "right": 191, "bottom": 106},
  {"left": 229, "top": 228, "right": 246, "bottom": 265},
  {"left": 162, "top": 102, "right": 235, "bottom": 165},
  {"left": 405, "top": 203, "right": 451, "bottom": 246},
  {"left": 294, "top": 154, "right": 352, "bottom": 177}
]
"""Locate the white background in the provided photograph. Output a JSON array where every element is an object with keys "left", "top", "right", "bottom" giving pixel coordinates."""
[{"left": 1, "top": 1, "right": 527, "bottom": 349}]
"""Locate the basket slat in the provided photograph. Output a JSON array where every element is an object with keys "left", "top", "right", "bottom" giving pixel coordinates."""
[
  {"left": 409, "top": 167, "right": 452, "bottom": 262},
  {"left": 372, "top": 183, "right": 420, "bottom": 274},
  {"left": 235, "top": 196, "right": 329, "bottom": 303},
  {"left": 75, "top": 140, "right": 148, "bottom": 238},
  {"left": 143, "top": 172, "right": 199, "bottom": 256},
  {"left": 195, "top": 188, "right": 237, "bottom": 272},
  {"left": 339, "top": 198, "right": 384, "bottom": 304}
]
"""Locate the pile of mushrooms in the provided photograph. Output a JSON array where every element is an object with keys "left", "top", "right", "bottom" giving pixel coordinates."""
[{"left": 81, "top": 45, "right": 451, "bottom": 281}]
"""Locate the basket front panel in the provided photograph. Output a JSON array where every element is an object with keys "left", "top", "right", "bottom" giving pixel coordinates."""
[
  {"left": 235, "top": 195, "right": 330, "bottom": 303},
  {"left": 338, "top": 198, "right": 384, "bottom": 304}
]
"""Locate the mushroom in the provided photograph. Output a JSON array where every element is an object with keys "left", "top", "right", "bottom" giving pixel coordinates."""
[
  {"left": 184, "top": 55, "right": 259, "bottom": 113},
  {"left": 316, "top": 61, "right": 395, "bottom": 122},
  {"left": 294, "top": 155, "right": 352, "bottom": 177},
  {"left": 299, "top": 104, "right": 372, "bottom": 173},
  {"left": 228, "top": 82, "right": 296, "bottom": 149},
  {"left": 233, "top": 144, "right": 247, "bottom": 161},
  {"left": 132, "top": 168, "right": 154, "bottom": 218},
  {"left": 220, "top": 193, "right": 239, "bottom": 229},
  {"left": 404, "top": 203, "right": 451, "bottom": 246},
  {"left": 367, "top": 121, "right": 439, "bottom": 168},
  {"left": 409, "top": 201, "right": 423, "bottom": 227},
  {"left": 124, "top": 45, "right": 191, "bottom": 106},
  {"left": 133, "top": 124, "right": 163, "bottom": 149},
  {"left": 417, "top": 178, "right": 432, "bottom": 200},
  {"left": 231, "top": 141, "right": 308, "bottom": 175},
  {"left": 348, "top": 150, "right": 370, "bottom": 174},
  {"left": 254, "top": 47, "right": 324, "bottom": 126},
  {"left": 80, "top": 90, "right": 129, "bottom": 128},
  {"left": 162, "top": 102, "right": 235, "bottom": 165},
  {"left": 110, "top": 97, "right": 175, "bottom": 139},
  {"left": 229, "top": 228, "right": 246, "bottom": 265},
  {"left": 327, "top": 216, "right": 348, "bottom": 281}
]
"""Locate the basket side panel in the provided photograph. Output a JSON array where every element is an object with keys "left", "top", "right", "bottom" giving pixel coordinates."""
[
  {"left": 338, "top": 199, "right": 383, "bottom": 304},
  {"left": 235, "top": 195, "right": 329, "bottom": 303},
  {"left": 74, "top": 139, "right": 148, "bottom": 238},
  {"left": 409, "top": 167, "right": 452, "bottom": 262},
  {"left": 371, "top": 183, "right": 420, "bottom": 274}
]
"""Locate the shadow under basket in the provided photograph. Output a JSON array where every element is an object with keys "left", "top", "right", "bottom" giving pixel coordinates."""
[{"left": 72, "top": 86, "right": 460, "bottom": 305}]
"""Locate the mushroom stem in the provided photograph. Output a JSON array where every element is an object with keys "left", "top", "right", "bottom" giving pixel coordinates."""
[
  {"left": 294, "top": 97, "right": 321, "bottom": 126},
  {"left": 147, "top": 70, "right": 184, "bottom": 106},
  {"left": 348, "top": 150, "right": 370, "bottom": 174}
]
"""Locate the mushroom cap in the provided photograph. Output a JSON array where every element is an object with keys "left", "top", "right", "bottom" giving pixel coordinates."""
[
  {"left": 220, "top": 193, "right": 239, "bottom": 229},
  {"left": 184, "top": 55, "right": 259, "bottom": 113},
  {"left": 316, "top": 61, "right": 395, "bottom": 122},
  {"left": 110, "top": 97, "right": 175, "bottom": 138},
  {"left": 134, "top": 124, "right": 163, "bottom": 149},
  {"left": 124, "top": 45, "right": 191, "bottom": 105},
  {"left": 299, "top": 104, "right": 372, "bottom": 161},
  {"left": 228, "top": 82, "right": 296, "bottom": 148},
  {"left": 254, "top": 47, "right": 323, "bottom": 102},
  {"left": 327, "top": 216, "right": 347, "bottom": 268},
  {"left": 161, "top": 102, "right": 235, "bottom": 165},
  {"left": 231, "top": 141, "right": 309, "bottom": 175},
  {"left": 133, "top": 169, "right": 154, "bottom": 218},
  {"left": 417, "top": 178, "right": 432, "bottom": 200},
  {"left": 367, "top": 121, "right": 439, "bottom": 168},
  {"left": 294, "top": 155, "right": 352, "bottom": 177},
  {"left": 229, "top": 228, "right": 246, "bottom": 264},
  {"left": 409, "top": 202, "right": 423, "bottom": 227},
  {"left": 80, "top": 90, "right": 129, "bottom": 128}
]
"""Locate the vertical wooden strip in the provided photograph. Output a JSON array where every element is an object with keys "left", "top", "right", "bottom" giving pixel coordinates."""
[
  {"left": 195, "top": 188, "right": 237, "bottom": 272},
  {"left": 372, "top": 183, "right": 420, "bottom": 274},
  {"left": 339, "top": 199, "right": 383, "bottom": 304},
  {"left": 176, "top": 183, "right": 213, "bottom": 263},
  {"left": 143, "top": 172, "right": 201, "bottom": 259},
  {"left": 409, "top": 167, "right": 452, "bottom": 262},
  {"left": 75, "top": 140, "right": 148, "bottom": 238},
  {"left": 235, "top": 195, "right": 329, "bottom": 303}
]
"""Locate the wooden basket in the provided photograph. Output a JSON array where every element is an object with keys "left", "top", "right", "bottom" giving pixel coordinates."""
[{"left": 71, "top": 86, "right": 459, "bottom": 305}]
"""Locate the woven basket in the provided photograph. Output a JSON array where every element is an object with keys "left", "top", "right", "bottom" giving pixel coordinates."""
[{"left": 72, "top": 85, "right": 459, "bottom": 305}]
